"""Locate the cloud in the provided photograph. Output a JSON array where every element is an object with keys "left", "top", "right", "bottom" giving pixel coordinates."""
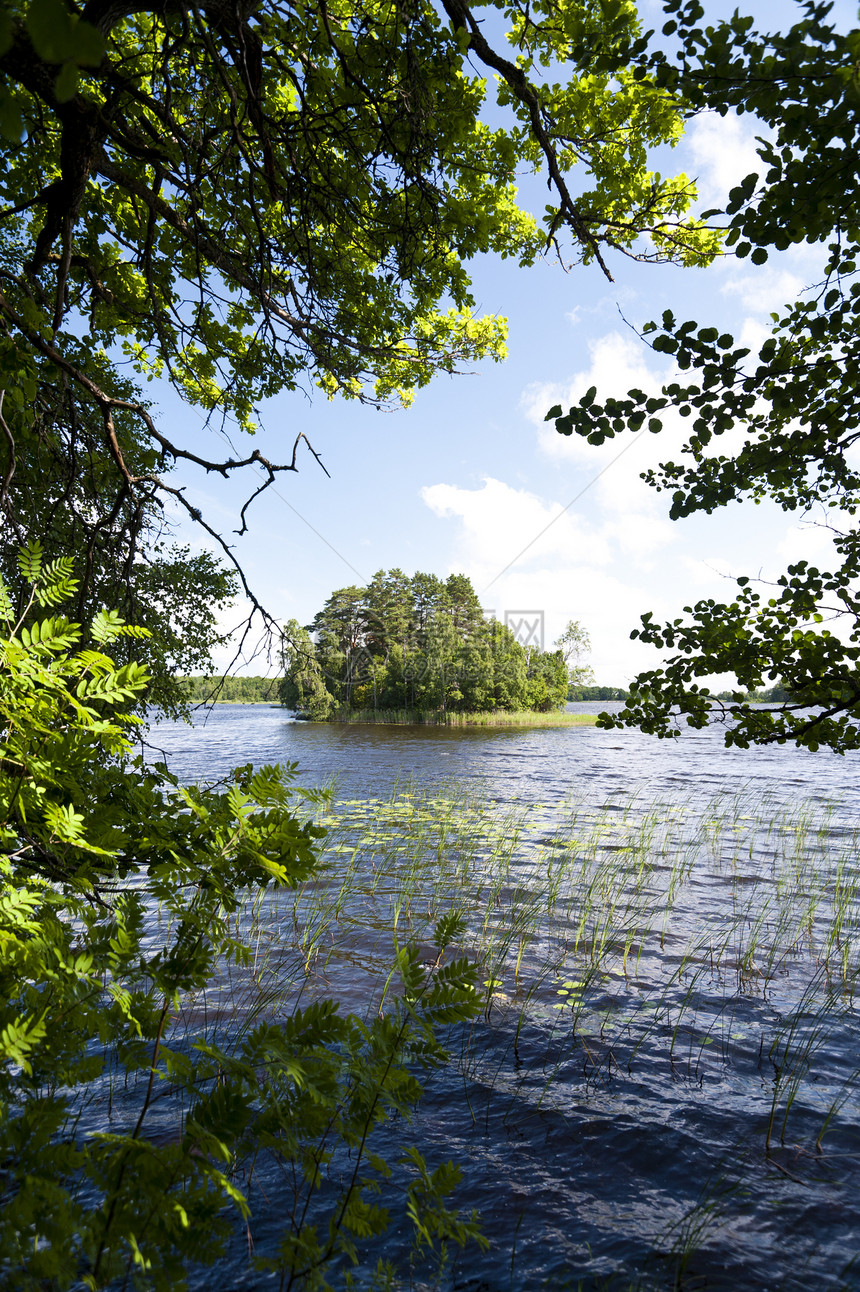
[
  {"left": 520, "top": 331, "right": 690, "bottom": 534},
  {"left": 722, "top": 267, "right": 805, "bottom": 315},
  {"left": 421, "top": 477, "right": 612, "bottom": 572},
  {"left": 684, "top": 111, "right": 762, "bottom": 212},
  {"left": 420, "top": 475, "right": 688, "bottom": 682},
  {"left": 522, "top": 331, "right": 657, "bottom": 438},
  {"left": 775, "top": 520, "right": 837, "bottom": 571},
  {"left": 736, "top": 317, "right": 771, "bottom": 357},
  {"left": 479, "top": 563, "right": 667, "bottom": 684}
]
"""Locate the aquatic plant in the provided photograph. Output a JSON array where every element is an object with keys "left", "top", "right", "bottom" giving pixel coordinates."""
[
  {"left": 327, "top": 707, "right": 598, "bottom": 728},
  {"left": 237, "top": 776, "right": 860, "bottom": 1284}
]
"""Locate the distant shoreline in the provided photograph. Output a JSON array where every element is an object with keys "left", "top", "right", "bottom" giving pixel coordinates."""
[{"left": 190, "top": 698, "right": 279, "bottom": 705}]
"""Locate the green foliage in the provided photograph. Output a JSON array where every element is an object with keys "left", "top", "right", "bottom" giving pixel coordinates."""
[
  {"left": 280, "top": 570, "right": 570, "bottom": 718},
  {"left": 0, "top": 559, "right": 484, "bottom": 1287},
  {"left": 0, "top": 0, "right": 103, "bottom": 136},
  {"left": 547, "top": 1, "right": 860, "bottom": 752},
  {"left": 567, "top": 685, "right": 628, "bottom": 702},
  {"left": 178, "top": 674, "right": 280, "bottom": 705},
  {"left": 0, "top": 358, "right": 238, "bottom": 718},
  {"left": 329, "top": 707, "right": 596, "bottom": 727},
  {"left": 0, "top": 0, "right": 717, "bottom": 417},
  {"left": 280, "top": 619, "right": 338, "bottom": 721}
]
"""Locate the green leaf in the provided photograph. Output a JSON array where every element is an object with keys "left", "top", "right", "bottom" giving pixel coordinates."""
[
  {"left": 54, "top": 61, "right": 79, "bottom": 102},
  {"left": 0, "top": 89, "right": 23, "bottom": 142},
  {"left": 17, "top": 540, "right": 43, "bottom": 583},
  {"left": 25, "top": 0, "right": 103, "bottom": 66}
]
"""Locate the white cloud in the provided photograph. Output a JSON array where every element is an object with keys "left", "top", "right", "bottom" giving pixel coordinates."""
[
  {"left": 684, "top": 111, "right": 762, "bottom": 212},
  {"left": 736, "top": 317, "right": 771, "bottom": 356},
  {"left": 684, "top": 555, "right": 738, "bottom": 585},
  {"left": 522, "top": 330, "right": 657, "bottom": 443},
  {"left": 420, "top": 475, "right": 688, "bottom": 682},
  {"left": 482, "top": 563, "right": 666, "bottom": 684},
  {"left": 775, "top": 520, "right": 837, "bottom": 571},
  {"left": 722, "top": 267, "right": 805, "bottom": 315},
  {"left": 520, "top": 331, "right": 687, "bottom": 536},
  {"left": 421, "top": 477, "right": 612, "bottom": 572}
]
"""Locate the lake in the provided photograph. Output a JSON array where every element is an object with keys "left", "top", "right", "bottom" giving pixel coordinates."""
[
  {"left": 148, "top": 703, "right": 860, "bottom": 1290},
  {"left": 148, "top": 700, "right": 860, "bottom": 807}
]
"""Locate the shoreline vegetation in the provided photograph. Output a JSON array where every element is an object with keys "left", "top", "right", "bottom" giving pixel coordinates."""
[
  {"left": 322, "top": 707, "right": 598, "bottom": 727},
  {"left": 178, "top": 675, "right": 280, "bottom": 704},
  {"left": 176, "top": 678, "right": 598, "bottom": 725},
  {"left": 179, "top": 675, "right": 791, "bottom": 709}
]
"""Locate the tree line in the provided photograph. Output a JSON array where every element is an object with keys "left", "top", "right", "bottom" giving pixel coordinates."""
[
  {"left": 568, "top": 685, "right": 628, "bottom": 702},
  {"left": 178, "top": 675, "right": 280, "bottom": 705},
  {"left": 279, "top": 570, "right": 570, "bottom": 719}
]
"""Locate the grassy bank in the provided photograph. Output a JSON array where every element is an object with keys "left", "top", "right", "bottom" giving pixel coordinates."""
[{"left": 328, "top": 706, "right": 599, "bottom": 727}]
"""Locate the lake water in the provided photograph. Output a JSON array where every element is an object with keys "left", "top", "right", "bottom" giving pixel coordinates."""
[
  {"left": 147, "top": 701, "right": 858, "bottom": 809},
  {"left": 147, "top": 704, "right": 860, "bottom": 1290}
]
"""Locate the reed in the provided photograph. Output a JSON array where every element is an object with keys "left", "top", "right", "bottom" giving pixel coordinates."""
[
  {"left": 328, "top": 706, "right": 599, "bottom": 727},
  {"left": 179, "top": 777, "right": 860, "bottom": 1286}
]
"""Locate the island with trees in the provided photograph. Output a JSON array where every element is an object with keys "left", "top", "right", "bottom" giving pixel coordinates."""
[{"left": 278, "top": 569, "right": 591, "bottom": 724}]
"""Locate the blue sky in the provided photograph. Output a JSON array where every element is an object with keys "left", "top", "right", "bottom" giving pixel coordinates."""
[{"left": 157, "top": 1, "right": 854, "bottom": 685}]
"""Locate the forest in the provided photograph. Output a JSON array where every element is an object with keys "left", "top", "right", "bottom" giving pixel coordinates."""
[
  {"left": 179, "top": 674, "right": 280, "bottom": 704},
  {"left": 279, "top": 570, "right": 570, "bottom": 719}
]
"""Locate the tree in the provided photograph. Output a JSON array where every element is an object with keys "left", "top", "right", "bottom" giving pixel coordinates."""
[
  {"left": 179, "top": 673, "right": 281, "bottom": 703},
  {"left": 280, "top": 570, "right": 570, "bottom": 716},
  {"left": 555, "top": 619, "right": 596, "bottom": 690},
  {"left": 278, "top": 618, "right": 335, "bottom": 719},
  {"left": 0, "top": 0, "right": 721, "bottom": 639},
  {"left": 523, "top": 646, "right": 569, "bottom": 711},
  {"left": 547, "top": 0, "right": 860, "bottom": 753},
  {"left": 0, "top": 351, "right": 239, "bottom": 714}
]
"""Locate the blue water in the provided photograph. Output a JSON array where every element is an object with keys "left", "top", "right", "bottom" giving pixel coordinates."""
[
  {"left": 146, "top": 700, "right": 858, "bottom": 811},
  {"left": 144, "top": 704, "right": 860, "bottom": 1291}
]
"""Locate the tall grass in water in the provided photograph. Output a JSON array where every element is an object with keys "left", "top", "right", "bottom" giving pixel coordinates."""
[
  {"left": 227, "top": 782, "right": 860, "bottom": 1085},
  {"left": 328, "top": 706, "right": 598, "bottom": 727},
  {"left": 187, "top": 780, "right": 860, "bottom": 1286}
]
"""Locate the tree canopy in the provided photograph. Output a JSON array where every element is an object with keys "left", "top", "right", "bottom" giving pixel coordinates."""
[
  {"left": 0, "top": 0, "right": 722, "bottom": 694},
  {"left": 0, "top": 370, "right": 238, "bottom": 713},
  {"left": 280, "top": 568, "right": 570, "bottom": 717},
  {"left": 555, "top": 618, "right": 596, "bottom": 690},
  {"left": 0, "top": 0, "right": 718, "bottom": 416},
  {"left": 548, "top": 0, "right": 860, "bottom": 753}
]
